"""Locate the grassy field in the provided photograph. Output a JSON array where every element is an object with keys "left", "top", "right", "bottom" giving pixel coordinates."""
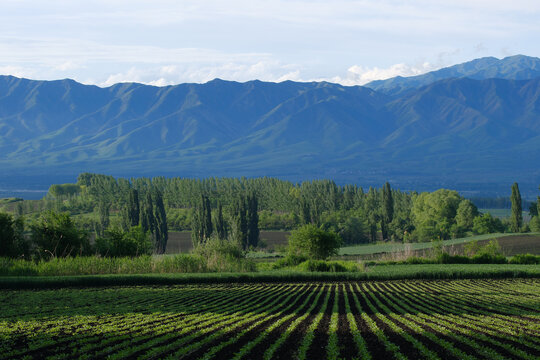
[
  {"left": 338, "top": 233, "right": 540, "bottom": 258},
  {"left": 480, "top": 208, "right": 531, "bottom": 221},
  {"left": 0, "top": 278, "right": 538, "bottom": 359},
  {"left": 1, "top": 264, "right": 538, "bottom": 289}
]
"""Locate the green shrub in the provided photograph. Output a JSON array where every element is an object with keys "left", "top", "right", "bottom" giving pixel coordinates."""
[
  {"left": 193, "top": 237, "right": 256, "bottom": 272},
  {"left": 31, "top": 211, "right": 90, "bottom": 258},
  {"left": 0, "top": 212, "right": 30, "bottom": 258},
  {"left": 471, "top": 253, "right": 507, "bottom": 264},
  {"left": 272, "top": 254, "right": 308, "bottom": 269},
  {"left": 297, "top": 259, "right": 360, "bottom": 272},
  {"left": 95, "top": 226, "right": 152, "bottom": 257},
  {"left": 287, "top": 224, "right": 342, "bottom": 260},
  {"left": 509, "top": 254, "right": 540, "bottom": 265}
]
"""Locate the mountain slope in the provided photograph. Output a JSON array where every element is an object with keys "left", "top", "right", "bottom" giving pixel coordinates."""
[
  {"left": 1, "top": 56, "right": 539, "bottom": 196},
  {"left": 365, "top": 55, "right": 540, "bottom": 96}
]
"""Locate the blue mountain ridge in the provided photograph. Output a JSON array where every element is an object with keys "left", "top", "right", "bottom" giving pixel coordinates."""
[{"left": 0, "top": 55, "right": 539, "bottom": 197}]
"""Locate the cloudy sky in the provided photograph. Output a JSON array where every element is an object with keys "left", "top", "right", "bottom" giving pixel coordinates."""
[{"left": 1, "top": 0, "right": 539, "bottom": 87}]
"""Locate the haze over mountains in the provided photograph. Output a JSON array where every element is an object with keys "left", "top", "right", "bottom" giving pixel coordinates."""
[{"left": 1, "top": 55, "right": 539, "bottom": 197}]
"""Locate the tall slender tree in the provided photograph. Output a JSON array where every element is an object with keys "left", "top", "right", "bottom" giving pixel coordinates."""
[
  {"left": 96, "top": 200, "right": 110, "bottom": 236},
  {"left": 231, "top": 196, "right": 248, "bottom": 249},
  {"left": 140, "top": 191, "right": 155, "bottom": 236},
  {"left": 153, "top": 189, "right": 168, "bottom": 254},
  {"left": 192, "top": 194, "right": 213, "bottom": 246},
  {"left": 215, "top": 202, "right": 227, "bottom": 240},
  {"left": 247, "top": 192, "right": 259, "bottom": 248},
  {"left": 128, "top": 188, "right": 140, "bottom": 227},
  {"left": 381, "top": 182, "right": 394, "bottom": 240},
  {"left": 365, "top": 187, "right": 379, "bottom": 243},
  {"left": 510, "top": 182, "right": 522, "bottom": 232}
]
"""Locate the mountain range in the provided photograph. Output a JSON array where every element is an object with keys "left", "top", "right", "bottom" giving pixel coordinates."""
[{"left": 1, "top": 55, "right": 539, "bottom": 197}]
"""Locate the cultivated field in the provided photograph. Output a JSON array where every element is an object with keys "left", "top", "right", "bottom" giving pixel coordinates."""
[{"left": 1, "top": 279, "right": 539, "bottom": 359}]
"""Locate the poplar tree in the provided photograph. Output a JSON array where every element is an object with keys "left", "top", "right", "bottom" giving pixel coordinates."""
[
  {"left": 153, "top": 189, "right": 168, "bottom": 254},
  {"left": 231, "top": 196, "right": 248, "bottom": 249},
  {"left": 510, "top": 182, "right": 522, "bottom": 232},
  {"left": 128, "top": 188, "right": 140, "bottom": 227},
  {"left": 247, "top": 192, "right": 259, "bottom": 248},
  {"left": 215, "top": 202, "right": 227, "bottom": 240},
  {"left": 365, "top": 187, "right": 379, "bottom": 243},
  {"left": 192, "top": 194, "right": 212, "bottom": 246},
  {"left": 381, "top": 182, "right": 394, "bottom": 240},
  {"left": 140, "top": 191, "right": 155, "bottom": 235}
]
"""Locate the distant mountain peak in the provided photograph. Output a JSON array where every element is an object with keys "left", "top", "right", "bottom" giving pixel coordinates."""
[{"left": 365, "top": 54, "right": 540, "bottom": 96}]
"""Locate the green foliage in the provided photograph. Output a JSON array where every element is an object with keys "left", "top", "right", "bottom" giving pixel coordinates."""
[
  {"left": 364, "top": 187, "right": 380, "bottom": 243},
  {"left": 167, "top": 208, "right": 192, "bottom": 230},
  {"left": 320, "top": 210, "right": 369, "bottom": 245},
  {"left": 0, "top": 212, "right": 29, "bottom": 258},
  {"left": 31, "top": 211, "right": 90, "bottom": 258},
  {"left": 140, "top": 191, "right": 155, "bottom": 235},
  {"left": 472, "top": 213, "right": 505, "bottom": 235},
  {"left": 287, "top": 224, "right": 342, "bottom": 260},
  {"left": 455, "top": 200, "right": 479, "bottom": 230},
  {"left": 381, "top": 182, "right": 394, "bottom": 240},
  {"left": 153, "top": 189, "right": 168, "bottom": 254},
  {"left": 297, "top": 259, "right": 361, "bottom": 272},
  {"left": 271, "top": 254, "right": 308, "bottom": 269},
  {"left": 192, "top": 237, "right": 255, "bottom": 272},
  {"left": 509, "top": 253, "right": 540, "bottom": 264},
  {"left": 230, "top": 196, "right": 248, "bottom": 249},
  {"left": 411, "top": 189, "right": 464, "bottom": 241},
  {"left": 47, "top": 183, "right": 81, "bottom": 198},
  {"left": 258, "top": 210, "right": 299, "bottom": 230},
  {"left": 127, "top": 188, "right": 140, "bottom": 227},
  {"left": 510, "top": 182, "right": 522, "bottom": 232},
  {"left": 95, "top": 226, "right": 152, "bottom": 257},
  {"left": 214, "top": 203, "right": 227, "bottom": 239},
  {"left": 246, "top": 192, "right": 259, "bottom": 249},
  {"left": 529, "top": 216, "right": 540, "bottom": 232},
  {"left": 528, "top": 201, "right": 538, "bottom": 217},
  {"left": 191, "top": 194, "right": 213, "bottom": 246}
]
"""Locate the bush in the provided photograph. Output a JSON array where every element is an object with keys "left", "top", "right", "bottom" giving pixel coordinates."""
[
  {"left": 272, "top": 254, "right": 308, "bottom": 269},
  {"left": 509, "top": 254, "right": 540, "bottom": 265},
  {"left": 193, "top": 237, "right": 256, "bottom": 272},
  {"left": 297, "top": 259, "right": 361, "bottom": 272},
  {"left": 31, "top": 211, "right": 90, "bottom": 258},
  {"left": 529, "top": 216, "right": 540, "bottom": 232},
  {"left": 0, "top": 212, "right": 30, "bottom": 258},
  {"left": 472, "top": 213, "right": 504, "bottom": 235},
  {"left": 95, "top": 226, "right": 153, "bottom": 257},
  {"left": 287, "top": 224, "right": 342, "bottom": 260},
  {"left": 471, "top": 253, "right": 507, "bottom": 264}
]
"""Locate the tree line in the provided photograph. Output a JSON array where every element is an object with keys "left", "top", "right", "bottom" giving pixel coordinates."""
[{"left": 2, "top": 172, "right": 538, "bottom": 260}]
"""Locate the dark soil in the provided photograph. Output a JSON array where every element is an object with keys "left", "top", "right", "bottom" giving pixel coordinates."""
[
  {"left": 304, "top": 284, "right": 335, "bottom": 360},
  {"left": 345, "top": 285, "right": 392, "bottom": 360},
  {"left": 179, "top": 284, "right": 313, "bottom": 359},
  {"left": 336, "top": 285, "right": 360, "bottom": 360},
  {"left": 244, "top": 285, "right": 323, "bottom": 358},
  {"left": 271, "top": 285, "right": 329, "bottom": 359}
]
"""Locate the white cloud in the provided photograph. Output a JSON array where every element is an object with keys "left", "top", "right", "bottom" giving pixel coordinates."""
[
  {"left": 325, "top": 62, "right": 437, "bottom": 86},
  {"left": 54, "top": 61, "right": 84, "bottom": 71},
  {"left": 0, "top": 65, "right": 33, "bottom": 78},
  {"left": 97, "top": 60, "right": 304, "bottom": 87}
]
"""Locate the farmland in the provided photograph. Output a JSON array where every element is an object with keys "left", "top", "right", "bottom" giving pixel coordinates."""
[{"left": 1, "top": 278, "right": 539, "bottom": 359}]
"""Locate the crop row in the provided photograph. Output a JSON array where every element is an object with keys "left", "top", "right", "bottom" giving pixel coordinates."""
[{"left": 0, "top": 279, "right": 538, "bottom": 359}]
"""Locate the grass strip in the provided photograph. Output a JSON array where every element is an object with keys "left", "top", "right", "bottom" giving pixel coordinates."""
[{"left": 2, "top": 264, "right": 539, "bottom": 289}]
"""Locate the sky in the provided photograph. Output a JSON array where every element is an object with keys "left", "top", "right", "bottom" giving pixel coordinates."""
[{"left": 0, "top": 0, "right": 539, "bottom": 87}]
